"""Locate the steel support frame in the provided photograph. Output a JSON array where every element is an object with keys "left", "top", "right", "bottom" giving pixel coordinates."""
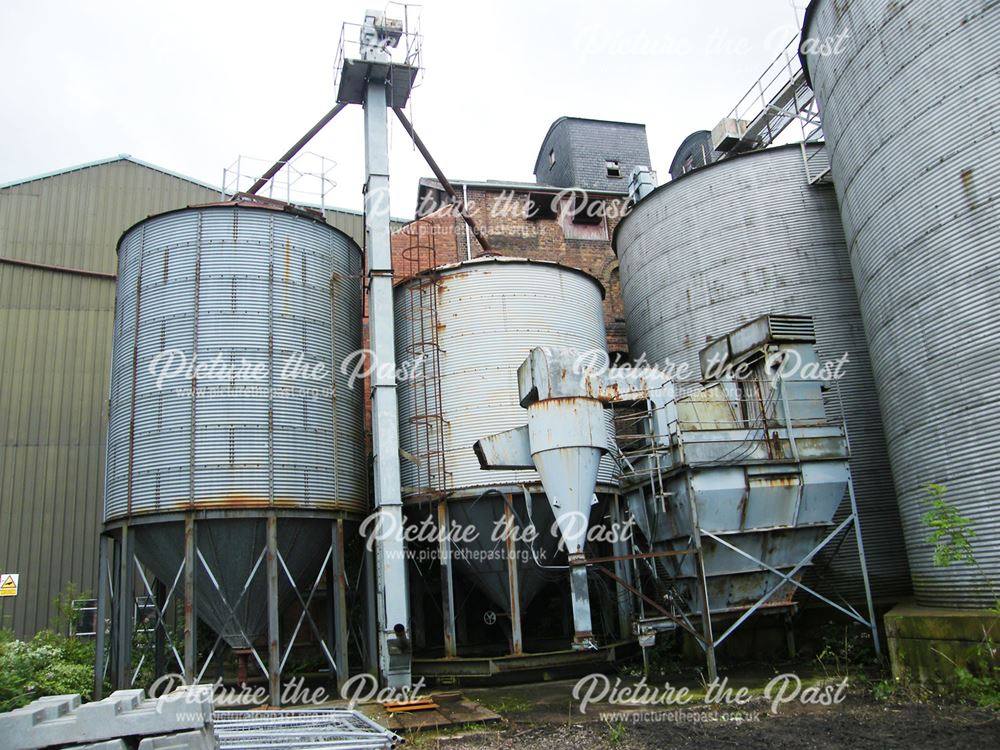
[
  {"left": 130, "top": 552, "right": 186, "bottom": 685},
  {"left": 700, "top": 495, "right": 881, "bottom": 656},
  {"left": 608, "top": 388, "right": 880, "bottom": 680},
  {"left": 99, "top": 514, "right": 352, "bottom": 705},
  {"left": 618, "top": 471, "right": 881, "bottom": 677}
]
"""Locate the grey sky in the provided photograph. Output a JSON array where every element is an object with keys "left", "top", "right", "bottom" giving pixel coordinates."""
[{"left": 0, "top": 1, "right": 806, "bottom": 217}]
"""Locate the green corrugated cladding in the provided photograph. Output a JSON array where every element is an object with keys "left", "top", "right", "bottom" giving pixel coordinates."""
[{"left": 0, "top": 156, "right": 376, "bottom": 636}]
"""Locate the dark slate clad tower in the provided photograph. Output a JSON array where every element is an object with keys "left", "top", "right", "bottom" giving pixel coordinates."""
[
  {"left": 668, "top": 130, "right": 720, "bottom": 181},
  {"left": 533, "top": 117, "right": 651, "bottom": 192}
]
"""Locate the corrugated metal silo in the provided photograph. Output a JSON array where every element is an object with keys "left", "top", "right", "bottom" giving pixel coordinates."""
[
  {"left": 395, "top": 256, "right": 615, "bottom": 494},
  {"left": 105, "top": 200, "right": 365, "bottom": 649},
  {"left": 394, "top": 257, "right": 615, "bottom": 620},
  {"left": 802, "top": 0, "right": 1000, "bottom": 607},
  {"left": 614, "top": 144, "right": 911, "bottom": 604}
]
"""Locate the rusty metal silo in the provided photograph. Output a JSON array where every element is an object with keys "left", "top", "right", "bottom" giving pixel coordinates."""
[{"left": 394, "top": 257, "right": 619, "bottom": 660}]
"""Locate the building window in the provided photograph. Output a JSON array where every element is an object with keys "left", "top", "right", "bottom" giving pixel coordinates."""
[
  {"left": 560, "top": 194, "right": 608, "bottom": 241},
  {"left": 549, "top": 149, "right": 556, "bottom": 167},
  {"left": 605, "top": 159, "right": 621, "bottom": 178},
  {"left": 526, "top": 192, "right": 557, "bottom": 220},
  {"left": 682, "top": 156, "right": 695, "bottom": 174},
  {"left": 569, "top": 194, "right": 604, "bottom": 225}
]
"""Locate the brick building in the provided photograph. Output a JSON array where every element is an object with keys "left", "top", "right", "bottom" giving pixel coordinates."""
[{"left": 390, "top": 117, "right": 653, "bottom": 360}]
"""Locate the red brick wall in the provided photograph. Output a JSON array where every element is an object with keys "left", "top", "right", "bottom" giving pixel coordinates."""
[
  {"left": 389, "top": 188, "right": 629, "bottom": 355},
  {"left": 361, "top": 190, "right": 629, "bottom": 443}
]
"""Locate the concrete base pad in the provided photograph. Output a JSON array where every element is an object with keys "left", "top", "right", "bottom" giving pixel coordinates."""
[{"left": 885, "top": 601, "right": 999, "bottom": 685}]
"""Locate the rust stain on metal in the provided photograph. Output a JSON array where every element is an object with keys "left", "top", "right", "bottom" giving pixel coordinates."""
[
  {"left": 960, "top": 167, "right": 977, "bottom": 210},
  {"left": 131, "top": 494, "right": 367, "bottom": 514},
  {"left": 770, "top": 430, "right": 784, "bottom": 457},
  {"left": 755, "top": 475, "right": 798, "bottom": 487},
  {"left": 125, "top": 232, "right": 146, "bottom": 517}
]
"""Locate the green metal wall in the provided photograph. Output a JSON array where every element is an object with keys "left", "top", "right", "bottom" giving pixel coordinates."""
[{"left": 0, "top": 157, "right": 374, "bottom": 636}]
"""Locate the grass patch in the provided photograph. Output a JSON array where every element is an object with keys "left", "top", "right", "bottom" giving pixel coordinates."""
[{"left": 476, "top": 694, "right": 534, "bottom": 715}]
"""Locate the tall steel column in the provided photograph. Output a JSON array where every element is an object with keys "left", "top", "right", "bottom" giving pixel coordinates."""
[{"left": 364, "top": 77, "right": 411, "bottom": 687}]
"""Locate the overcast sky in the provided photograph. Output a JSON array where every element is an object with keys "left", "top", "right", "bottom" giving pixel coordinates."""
[{"left": 0, "top": 0, "right": 807, "bottom": 217}]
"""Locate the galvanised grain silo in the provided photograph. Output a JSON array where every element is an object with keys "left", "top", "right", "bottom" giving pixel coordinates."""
[
  {"left": 394, "top": 257, "right": 621, "bottom": 662},
  {"left": 802, "top": 0, "right": 1000, "bottom": 607},
  {"left": 613, "top": 144, "right": 911, "bottom": 606},
  {"left": 100, "top": 198, "right": 364, "bottom": 700}
]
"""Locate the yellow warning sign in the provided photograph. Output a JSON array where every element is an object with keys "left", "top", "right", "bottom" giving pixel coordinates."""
[{"left": 0, "top": 574, "right": 18, "bottom": 597}]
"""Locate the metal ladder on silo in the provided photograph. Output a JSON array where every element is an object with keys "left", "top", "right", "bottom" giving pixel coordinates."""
[{"left": 399, "top": 225, "right": 451, "bottom": 502}]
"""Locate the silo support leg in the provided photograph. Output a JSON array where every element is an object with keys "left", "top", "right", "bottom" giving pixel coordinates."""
[
  {"left": 109, "top": 536, "right": 120, "bottom": 686},
  {"left": 688, "top": 484, "right": 717, "bottom": 682},
  {"left": 94, "top": 535, "right": 110, "bottom": 699},
  {"left": 785, "top": 613, "right": 797, "bottom": 659},
  {"left": 183, "top": 514, "right": 197, "bottom": 685},
  {"left": 847, "top": 473, "right": 881, "bottom": 660},
  {"left": 266, "top": 514, "right": 281, "bottom": 707},
  {"left": 332, "top": 519, "right": 350, "bottom": 692},
  {"left": 115, "top": 524, "right": 134, "bottom": 689},
  {"left": 504, "top": 497, "right": 523, "bottom": 655},
  {"left": 696, "top": 549, "right": 718, "bottom": 684},
  {"left": 610, "top": 494, "right": 634, "bottom": 639},
  {"left": 154, "top": 579, "right": 166, "bottom": 679},
  {"left": 438, "top": 500, "right": 457, "bottom": 658},
  {"left": 325, "top": 551, "right": 337, "bottom": 691}
]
